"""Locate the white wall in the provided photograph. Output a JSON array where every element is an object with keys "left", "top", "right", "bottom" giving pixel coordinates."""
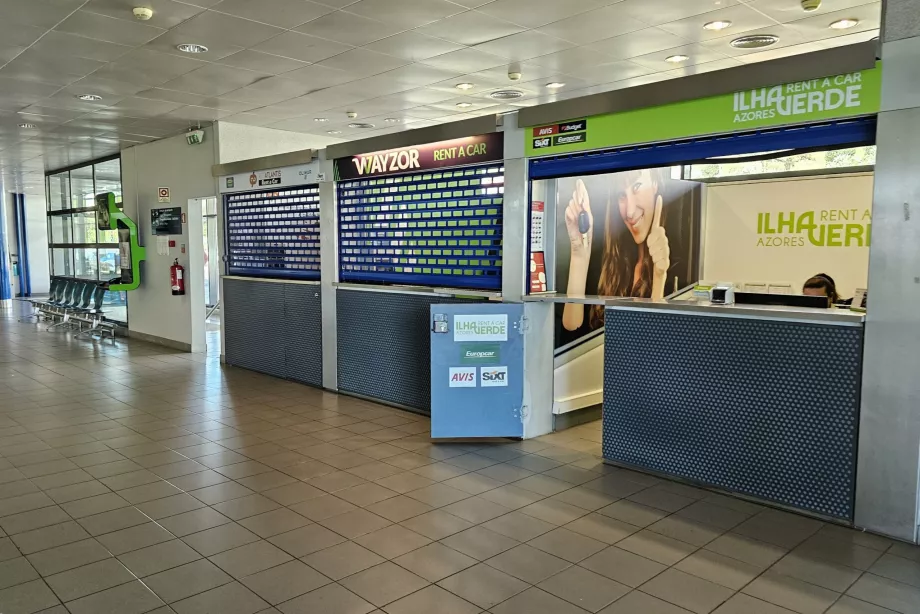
[
  {"left": 216, "top": 123, "right": 342, "bottom": 164},
  {"left": 121, "top": 128, "right": 216, "bottom": 351},
  {"left": 703, "top": 173, "right": 874, "bottom": 298},
  {"left": 1, "top": 188, "right": 50, "bottom": 296}
]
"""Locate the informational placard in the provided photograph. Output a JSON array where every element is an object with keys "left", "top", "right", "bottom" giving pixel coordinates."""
[
  {"left": 157, "top": 187, "right": 170, "bottom": 203},
  {"left": 530, "top": 200, "right": 545, "bottom": 251},
  {"left": 219, "top": 161, "right": 321, "bottom": 194},
  {"left": 525, "top": 65, "right": 882, "bottom": 156},
  {"left": 335, "top": 133, "right": 503, "bottom": 180},
  {"left": 150, "top": 207, "right": 182, "bottom": 236},
  {"left": 431, "top": 304, "right": 524, "bottom": 438}
]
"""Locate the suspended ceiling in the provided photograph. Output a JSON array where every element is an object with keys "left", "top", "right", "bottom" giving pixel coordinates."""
[{"left": 0, "top": 0, "right": 880, "bottom": 192}]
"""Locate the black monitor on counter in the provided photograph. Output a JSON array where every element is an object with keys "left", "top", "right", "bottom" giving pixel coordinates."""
[{"left": 734, "top": 292, "right": 830, "bottom": 309}]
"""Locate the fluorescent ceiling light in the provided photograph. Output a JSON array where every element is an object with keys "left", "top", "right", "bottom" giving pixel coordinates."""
[
  {"left": 703, "top": 20, "right": 732, "bottom": 30},
  {"left": 545, "top": 82, "right": 565, "bottom": 89},
  {"left": 829, "top": 18, "right": 860, "bottom": 29},
  {"left": 456, "top": 102, "right": 473, "bottom": 108},
  {"left": 455, "top": 83, "right": 474, "bottom": 90},
  {"left": 76, "top": 94, "right": 102, "bottom": 101},
  {"left": 665, "top": 54, "right": 690, "bottom": 63},
  {"left": 176, "top": 43, "right": 208, "bottom": 53}
]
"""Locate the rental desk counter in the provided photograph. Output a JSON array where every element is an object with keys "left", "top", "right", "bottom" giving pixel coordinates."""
[{"left": 602, "top": 299, "right": 865, "bottom": 521}]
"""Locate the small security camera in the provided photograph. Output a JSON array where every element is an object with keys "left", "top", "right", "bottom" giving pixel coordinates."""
[
  {"left": 801, "top": 0, "right": 821, "bottom": 11},
  {"left": 133, "top": 7, "right": 153, "bottom": 20},
  {"left": 346, "top": 111, "right": 358, "bottom": 119},
  {"left": 508, "top": 71, "right": 522, "bottom": 81}
]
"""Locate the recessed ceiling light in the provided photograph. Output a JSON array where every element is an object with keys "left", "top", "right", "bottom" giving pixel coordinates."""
[
  {"left": 456, "top": 102, "right": 473, "bottom": 108},
  {"left": 489, "top": 89, "right": 523, "bottom": 100},
  {"left": 829, "top": 18, "right": 860, "bottom": 29},
  {"left": 455, "top": 83, "right": 474, "bottom": 90},
  {"left": 176, "top": 43, "right": 208, "bottom": 53},
  {"left": 327, "top": 130, "right": 342, "bottom": 134},
  {"left": 665, "top": 54, "right": 690, "bottom": 63},
  {"left": 76, "top": 94, "right": 102, "bottom": 101},
  {"left": 18, "top": 123, "right": 35, "bottom": 129},
  {"left": 313, "top": 117, "right": 328, "bottom": 122},
  {"left": 348, "top": 122, "right": 375, "bottom": 128},
  {"left": 384, "top": 118, "right": 400, "bottom": 123},
  {"left": 730, "top": 34, "right": 779, "bottom": 48},
  {"left": 545, "top": 82, "right": 565, "bottom": 89},
  {"left": 703, "top": 20, "right": 732, "bottom": 31}
]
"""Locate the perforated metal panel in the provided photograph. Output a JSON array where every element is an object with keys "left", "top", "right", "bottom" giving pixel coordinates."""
[
  {"left": 223, "top": 278, "right": 286, "bottom": 378},
  {"left": 223, "top": 278, "right": 322, "bottom": 387},
  {"left": 337, "top": 289, "right": 477, "bottom": 413},
  {"left": 225, "top": 185, "right": 320, "bottom": 280},
  {"left": 337, "top": 163, "right": 504, "bottom": 290},
  {"left": 603, "top": 309, "right": 862, "bottom": 520},
  {"left": 284, "top": 283, "right": 323, "bottom": 387}
]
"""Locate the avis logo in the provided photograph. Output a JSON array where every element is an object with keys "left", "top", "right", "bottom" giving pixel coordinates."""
[
  {"left": 449, "top": 367, "right": 476, "bottom": 388},
  {"left": 481, "top": 366, "right": 508, "bottom": 387}
]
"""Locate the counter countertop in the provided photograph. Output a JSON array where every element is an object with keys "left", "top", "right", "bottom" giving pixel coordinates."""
[{"left": 605, "top": 298, "right": 865, "bottom": 325}]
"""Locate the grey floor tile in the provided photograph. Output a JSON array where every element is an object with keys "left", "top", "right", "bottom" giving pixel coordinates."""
[
  {"left": 551, "top": 487, "right": 620, "bottom": 512},
  {"left": 12, "top": 521, "right": 91, "bottom": 555},
  {"left": 868, "top": 553, "right": 920, "bottom": 589},
  {"left": 538, "top": 565, "right": 630, "bottom": 613},
  {"left": 336, "top": 483, "right": 400, "bottom": 508},
  {"left": 713, "top": 593, "right": 800, "bottom": 613},
  {"left": 743, "top": 569, "right": 841, "bottom": 614},
  {"left": 528, "top": 526, "right": 608, "bottom": 563},
  {"left": 289, "top": 494, "right": 359, "bottom": 522},
  {"left": 212, "top": 494, "right": 282, "bottom": 521},
  {"left": 167, "top": 470, "right": 230, "bottom": 492},
  {"left": 25, "top": 538, "right": 112, "bottom": 577},
  {"left": 0, "top": 536, "right": 19, "bottom": 562},
  {"left": 43, "top": 480, "right": 110, "bottom": 504},
  {"left": 441, "top": 473, "right": 505, "bottom": 496},
  {"left": 640, "top": 568, "right": 735, "bottom": 614},
  {"left": 118, "top": 481, "right": 183, "bottom": 505},
  {"left": 441, "top": 496, "right": 513, "bottom": 524},
  {"left": 794, "top": 533, "right": 886, "bottom": 572},
  {"left": 485, "top": 543, "right": 571, "bottom": 584},
  {"left": 733, "top": 511, "right": 823, "bottom": 550},
  {"left": 209, "top": 540, "right": 292, "bottom": 579},
  {"left": 261, "top": 482, "right": 325, "bottom": 507},
  {"left": 241, "top": 559, "right": 331, "bottom": 605},
  {"left": 382, "top": 585, "right": 481, "bottom": 614},
  {"left": 182, "top": 522, "right": 260, "bottom": 557},
  {"left": 675, "top": 549, "right": 763, "bottom": 590},
  {"left": 599, "top": 590, "right": 694, "bottom": 613},
  {"left": 0, "top": 557, "right": 40, "bottom": 590},
  {"left": 117, "top": 539, "right": 202, "bottom": 577},
  {"left": 481, "top": 511, "right": 556, "bottom": 542},
  {"left": 513, "top": 474, "right": 574, "bottom": 497},
  {"left": 77, "top": 506, "right": 151, "bottom": 536},
  {"left": 0, "top": 506, "right": 71, "bottom": 536},
  {"left": 268, "top": 524, "right": 346, "bottom": 557},
  {"left": 63, "top": 580, "right": 164, "bottom": 614},
  {"left": 319, "top": 509, "right": 392, "bottom": 539},
  {"left": 59, "top": 492, "right": 129, "bottom": 519},
  {"left": 580, "top": 546, "right": 668, "bottom": 588},
  {"left": 354, "top": 524, "right": 431, "bottom": 559},
  {"left": 490, "top": 586, "right": 591, "bottom": 614},
  {"left": 365, "top": 495, "right": 433, "bottom": 523},
  {"left": 598, "top": 500, "right": 670, "bottom": 528},
  {"left": 565, "top": 513, "right": 642, "bottom": 545},
  {"left": 0, "top": 579, "right": 61, "bottom": 614},
  {"left": 172, "top": 581, "right": 269, "bottom": 614},
  {"left": 45, "top": 558, "right": 135, "bottom": 602},
  {"left": 190, "top": 482, "right": 255, "bottom": 506},
  {"left": 144, "top": 558, "right": 233, "bottom": 603},
  {"left": 303, "top": 541, "right": 386, "bottom": 580},
  {"left": 276, "top": 582, "right": 375, "bottom": 614},
  {"left": 705, "top": 533, "right": 788, "bottom": 569},
  {"left": 647, "top": 516, "right": 726, "bottom": 548},
  {"left": 772, "top": 552, "right": 863, "bottom": 592},
  {"left": 399, "top": 510, "right": 473, "bottom": 541},
  {"left": 616, "top": 529, "right": 699, "bottom": 565},
  {"left": 440, "top": 526, "right": 520, "bottom": 561},
  {"left": 675, "top": 502, "right": 753, "bottom": 532},
  {"left": 826, "top": 595, "right": 904, "bottom": 613},
  {"left": 158, "top": 507, "right": 232, "bottom": 538},
  {"left": 238, "top": 508, "right": 311, "bottom": 538},
  {"left": 846, "top": 573, "right": 920, "bottom": 614},
  {"left": 339, "top": 562, "right": 429, "bottom": 607},
  {"left": 392, "top": 541, "right": 476, "bottom": 582},
  {"left": 519, "top": 498, "right": 589, "bottom": 526},
  {"left": 95, "top": 522, "right": 174, "bottom": 556}
]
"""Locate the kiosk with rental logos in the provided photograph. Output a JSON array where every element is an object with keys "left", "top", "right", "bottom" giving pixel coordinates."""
[{"left": 430, "top": 304, "right": 526, "bottom": 438}]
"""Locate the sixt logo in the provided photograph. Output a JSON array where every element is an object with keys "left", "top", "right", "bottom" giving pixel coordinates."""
[
  {"left": 533, "top": 137, "right": 551, "bottom": 148},
  {"left": 481, "top": 366, "right": 508, "bottom": 387}
]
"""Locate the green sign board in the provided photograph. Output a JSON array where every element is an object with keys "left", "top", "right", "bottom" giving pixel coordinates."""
[
  {"left": 459, "top": 342, "right": 501, "bottom": 365},
  {"left": 525, "top": 64, "right": 882, "bottom": 157}
]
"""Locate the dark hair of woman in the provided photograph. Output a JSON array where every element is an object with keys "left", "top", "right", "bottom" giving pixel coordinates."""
[
  {"left": 589, "top": 168, "right": 668, "bottom": 329},
  {"left": 803, "top": 273, "right": 840, "bottom": 304}
]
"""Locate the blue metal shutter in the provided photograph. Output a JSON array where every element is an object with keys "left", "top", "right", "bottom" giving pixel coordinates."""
[
  {"left": 338, "top": 162, "right": 504, "bottom": 290},
  {"left": 224, "top": 185, "right": 321, "bottom": 280}
]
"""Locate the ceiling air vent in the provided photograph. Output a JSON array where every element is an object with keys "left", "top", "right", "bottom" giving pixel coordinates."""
[
  {"left": 489, "top": 89, "right": 524, "bottom": 100},
  {"left": 730, "top": 35, "right": 779, "bottom": 49},
  {"left": 348, "top": 123, "right": 376, "bottom": 129}
]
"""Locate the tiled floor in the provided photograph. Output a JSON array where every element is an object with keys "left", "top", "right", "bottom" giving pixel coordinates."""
[{"left": 1, "top": 304, "right": 919, "bottom": 614}]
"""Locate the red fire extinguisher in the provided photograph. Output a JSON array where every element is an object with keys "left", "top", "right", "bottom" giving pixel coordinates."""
[{"left": 170, "top": 259, "right": 185, "bottom": 296}]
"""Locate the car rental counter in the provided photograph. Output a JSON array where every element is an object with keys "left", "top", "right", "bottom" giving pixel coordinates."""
[{"left": 601, "top": 298, "right": 865, "bottom": 522}]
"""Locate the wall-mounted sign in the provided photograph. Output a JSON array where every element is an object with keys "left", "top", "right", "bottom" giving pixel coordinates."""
[
  {"left": 151, "top": 207, "right": 182, "bottom": 236},
  {"left": 525, "top": 65, "right": 882, "bottom": 157},
  {"left": 219, "top": 161, "right": 321, "bottom": 193},
  {"left": 335, "top": 133, "right": 504, "bottom": 181},
  {"left": 157, "top": 187, "right": 170, "bottom": 203}
]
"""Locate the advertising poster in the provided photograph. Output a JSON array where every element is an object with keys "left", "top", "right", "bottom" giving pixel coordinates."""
[{"left": 554, "top": 168, "right": 701, "bottom": 348}]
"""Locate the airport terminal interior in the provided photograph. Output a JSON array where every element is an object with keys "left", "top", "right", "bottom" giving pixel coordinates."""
[{"left": 2, "top": 0, "right": 920, "bottom": 613}]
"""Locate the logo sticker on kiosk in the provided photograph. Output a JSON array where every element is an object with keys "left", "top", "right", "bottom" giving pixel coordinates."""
[
  {"left": 454, "top": 315, "right": 508, "bottom": 342},
  {"left": 481, "top": 367, "right": 509, "bottom": 387},
  {"left": 449, "top": 367, "right": 477, "bottom": 388}
]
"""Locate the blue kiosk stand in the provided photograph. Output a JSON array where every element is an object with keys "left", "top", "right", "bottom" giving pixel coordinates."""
[{"left": 430, "top": 303, "right": 526, "bottom": 439}]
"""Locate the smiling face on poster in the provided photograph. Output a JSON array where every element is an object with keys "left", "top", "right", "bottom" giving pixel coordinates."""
[{"left": 554, "top": 168, "right": 702, "bottom": 347}]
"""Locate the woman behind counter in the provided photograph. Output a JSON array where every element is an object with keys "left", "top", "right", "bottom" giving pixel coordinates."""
[{"left": 803, "top": 273, "right": 842, "bottom": 307}]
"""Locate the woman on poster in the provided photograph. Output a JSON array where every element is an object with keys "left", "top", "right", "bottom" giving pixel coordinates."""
[{"left": 561, "top": 169, "right": 673, "bottom": 333}]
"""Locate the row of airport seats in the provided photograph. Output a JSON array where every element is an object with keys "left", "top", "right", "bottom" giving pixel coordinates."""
[{"left": 20, "top": 277, "right": 117, "bottom": 343}]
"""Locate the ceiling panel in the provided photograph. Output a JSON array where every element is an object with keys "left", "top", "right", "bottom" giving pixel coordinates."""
[
  {"left": 0, "top": 0, "right": 880, "bottom": 178},
  {"left": 211, "top": 0, "right": 335, "bottom": 28}
]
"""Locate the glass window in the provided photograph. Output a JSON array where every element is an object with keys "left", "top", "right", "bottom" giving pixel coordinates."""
[
  {"left": 72, "top": 211, "right": 98, "bottom": 244},
  {"left": 46, "top": 157, "right": 127, "bottom": 324},
  {"left": 48, "top": 173, "right": 70, "bottom": 211},
  {"left": 52, "top": 248, "right": 74, "bottom": 277},
  {"left": 74, "top": 248, "right": 98, "bottom": 280},
  {"left": 688, "top": 146, "right": 876, "bottom": 179},
  {"left": 50, "top": 215, "right": 72, "bottom": 244}
]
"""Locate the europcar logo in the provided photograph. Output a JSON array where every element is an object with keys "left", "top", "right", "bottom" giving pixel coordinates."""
[
  {"left": 454, "top": 315, "right": 508, "bottom": 342},
  {"left": 449, "top": 367, "right": 477, "bottom": 388},
  {"left": 481, "top": 366, "right": 508, "bottom": 387},
  {"left": 460, "top": 342, "right": 500, "bottom": 365}
]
